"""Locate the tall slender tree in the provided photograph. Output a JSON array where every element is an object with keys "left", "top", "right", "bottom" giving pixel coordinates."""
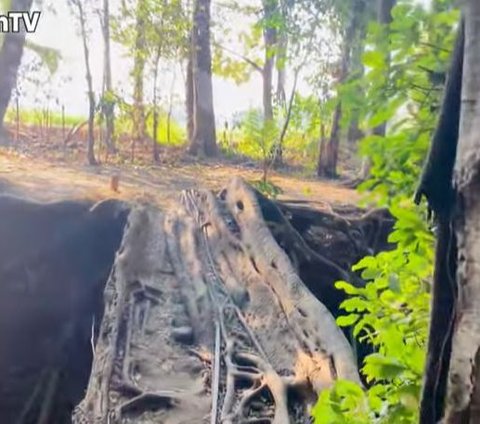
[
  {"left": 100, "top": 0, "right": 115, "bottom": 153},
  {"left": 70, "top": 0, "right": 97, "bottom": 165},
  {"left": 317, "top": 0, "right": 366, "bottom": 178},
  {"left": 188, "top": 0, "right": 217, "bottom": 156}
]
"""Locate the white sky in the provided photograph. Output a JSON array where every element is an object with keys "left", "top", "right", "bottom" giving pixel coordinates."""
[{"left": 19, "top": 0, "right": 432, "bottom": 121}]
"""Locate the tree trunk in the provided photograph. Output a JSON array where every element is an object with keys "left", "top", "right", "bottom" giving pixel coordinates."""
[
  {"left": 272, "top": 69, "right": 299, "bottom": 167},
  {"left": 443, "top": 4, "right": 480, "bottom": 421},
  {"left": 189, "top": 0, "right": 217, "bottom": 157},
  {"left": 316, "top": 1, "right": 363, "bottom": 178},
  {"left": 414, "top": 10, "right": 480, "bottom": 422},
  {"left": 0, "top": 0, "right": 34, "bottom": 144},
  {"left": 101, "top": 0, "right": 115, "bottom": 153},
  {"left": 132, "top": 0, "right": 146, "bottom": 157},
  {"left": 262, "top": 0, "right": 277, "bottom": 123},
  {"left": 76, "top": 0, "right": 97, "bottom": 166},
  {"left": 318, "top": 103, "right": 342, "bottom": 178}
]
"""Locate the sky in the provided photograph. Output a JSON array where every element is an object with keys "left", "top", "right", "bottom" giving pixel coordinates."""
[{"left": 19, "top": 0, "right": 431, "bottom": 122}]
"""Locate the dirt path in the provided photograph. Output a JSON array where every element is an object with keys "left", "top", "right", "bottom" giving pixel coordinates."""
[{"left": 0, "top": 149, "right": 360, "bottom": 208}]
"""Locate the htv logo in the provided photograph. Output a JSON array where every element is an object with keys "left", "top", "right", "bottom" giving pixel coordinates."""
[{"left": 0, "top": 11, "right": 40, "bottom": 33}]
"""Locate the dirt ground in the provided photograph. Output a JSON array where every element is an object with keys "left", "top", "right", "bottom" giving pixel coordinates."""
[{"left": 0, "top": 147, "right": 360, "bottom": 208}]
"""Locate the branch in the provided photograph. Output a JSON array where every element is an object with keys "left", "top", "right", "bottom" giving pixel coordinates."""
[{"left": 213, "top": 42, "right": 263, "bottom": 73}]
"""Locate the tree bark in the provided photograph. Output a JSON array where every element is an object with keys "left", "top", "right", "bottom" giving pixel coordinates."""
[
  {"left": 101, "top": 0, "right": 115, "bottom": 153},
  {"left": 189, "top": 0, "right": 217, "bottom": 157},
  {"left": 317, "top": 102, "right": 342, "bottom": 178},
  {"left": 132, "top": 0, "right": 146, "bottom": 158},
  {"left": 443, "top": 4, "right": 480, "bottom": 421},
  {"left": 0, "top": 0, "right": 34, "bottom": 144},
  {"left": 414, "top": 11, "right": 480, "bottom": 423}
]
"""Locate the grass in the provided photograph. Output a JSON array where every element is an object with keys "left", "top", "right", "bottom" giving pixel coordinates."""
[
  {"left": 5, "top": 107, "right": 186, "bottom": 147},
  {"left": 5, "top": 108, "right": 85, "bottom": 127}
]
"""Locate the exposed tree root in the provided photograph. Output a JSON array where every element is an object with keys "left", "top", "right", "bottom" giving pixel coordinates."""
[
  {"left": 0, "top": 178, "right": 392, "bottom": 423},
  {"left": 71, "top": 177, "right": 380, "bottom": 423}
]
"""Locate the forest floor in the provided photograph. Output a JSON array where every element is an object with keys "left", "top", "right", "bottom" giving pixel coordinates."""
[{"left": 0, "top": 139, "right": 360, "bottom": 210}]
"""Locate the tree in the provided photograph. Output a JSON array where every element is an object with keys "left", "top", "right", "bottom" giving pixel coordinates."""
[
  {"left": 70, "top": 0, "right": 97, "bottom": 165},
  {"left": 188, "top": 0, "right": 217, "bottom": 156},
  {"left": 99, "top": 0, "right": 116, "bottom": 153},
  {"left": 211, "top": 0, "right": 279, "bottom": 125},
  {"left": 0, "top": 0, "right": 34, "bottom": 144},
  {"left": 416, "top": 4, "right": 480, "bottom": 421},
  {"left": 317, "top": 0, "right": 366, "bottom": 178},
  {"left": 146, "top": 0, "right": 188, "bottom": 162}
]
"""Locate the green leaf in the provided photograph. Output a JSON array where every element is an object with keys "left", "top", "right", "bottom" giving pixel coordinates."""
[
  {"left": 363, "top": 354, "right": 408, "bottom": 382},
  {"left": 362, "top": 50, "right": 386, "bottom": 70},
  {"left": 340, "top": 297, "right": 369, "bottom": 313},
  {"left": 335, "top": 280, "right": 361, "bottom": 295},
  {"left": 337, "top": 314, "right": 359, "bottom": 327}
]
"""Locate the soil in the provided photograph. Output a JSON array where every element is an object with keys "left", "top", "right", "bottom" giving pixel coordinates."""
[{"left": 0, "top": 129, "right": 360, "bottom": 208}]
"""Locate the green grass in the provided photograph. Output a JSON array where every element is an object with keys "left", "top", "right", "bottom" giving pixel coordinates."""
[
  {"left": 5, "top": 108, "right": 85, "bottom": 127},
  {"left": 5, "top": 107, "right": 186, "bottom": 146}
]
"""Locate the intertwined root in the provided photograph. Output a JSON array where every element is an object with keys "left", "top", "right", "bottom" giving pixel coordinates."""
[{"left": 73, "top": 177, "right": 361, "bottom": 423}]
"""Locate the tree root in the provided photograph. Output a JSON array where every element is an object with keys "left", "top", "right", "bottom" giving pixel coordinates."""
[{"left": 69, "top": 177, "right": 388, "bottom": 423}]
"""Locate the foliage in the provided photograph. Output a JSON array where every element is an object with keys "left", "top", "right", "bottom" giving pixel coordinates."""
[
  {"left": 239, "top": 108, "right": 278, "bottom": 182},
  {"left": 312, "top": 1, "right": 459, "bottom": 423},
  {"left": 251, "top": 179, "right": 283, "bottom": 199}
]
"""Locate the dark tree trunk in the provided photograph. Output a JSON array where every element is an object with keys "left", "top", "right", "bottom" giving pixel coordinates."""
[
  {"left": 415, "top": 17, "right": 464, "bottom": 423},
  {"left": 318, "top": 103, "right": 342, "bottom": 178},
  {"left": 0, "top": 0, "right": 34, "bottom": 144},
  {"left": 189, "top": 0, "right": 217, "bottom": 157},
  {"left": 101, "top": 0, "right": 115, "bottom": 153}
]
